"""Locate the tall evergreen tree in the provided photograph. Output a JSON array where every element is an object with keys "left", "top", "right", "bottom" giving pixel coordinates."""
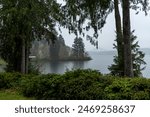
[
  {"left": 0, "top": 0, "right": 61, "bottom": 73},
  {"left": 72, "top": 37, "right": 85, "bottom": 59},
  {"left": 131, "top": 31, "right": 146, "bottom": 76},
  {"left": 114, "top": 0, "right": 148, "bottom": 77},
  {"left": 114, "top": 0, "right": 124, "bottom": 76},
  {"left": 122, "top": 0, "right": 134, "bottom": 77},
  {"left": 62, "top": 0, "right": 148, "bottom": 77},
  {"left": 108, "top": 30, "right": 146, "bottom": 77}
]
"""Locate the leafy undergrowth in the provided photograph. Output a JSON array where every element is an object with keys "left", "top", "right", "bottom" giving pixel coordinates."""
[{"left": 0, "top": 69, "right": 150, "bottom": 100}]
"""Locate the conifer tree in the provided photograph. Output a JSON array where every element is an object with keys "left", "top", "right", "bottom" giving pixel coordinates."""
[
  {"left": 108, "top": 30, "right": 146, "bottom": 77},
  {"left": 0, "top": 0, "right": 61, "bottom": 73},
  {"left": 72, "top": 37, "right": 85, "bottom": 59}
]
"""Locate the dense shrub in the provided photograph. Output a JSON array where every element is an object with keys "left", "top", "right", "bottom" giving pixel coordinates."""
[
  {"left": 130, "top": 78, "right": 150, "bottom": 99},
  {"left": 54, "top": 69, "right": 112, "bottom": 100},
  {"left": 104, "top": 78, "right": 133, "bottom": 99},
  {"left": 104, "top": 78, "right": 150, "bottom": 99},
  {"left": 1, "top": 69, "right": 150, "bottom": 100},
  {"left": 20, "top": 69, "right": 112, "bottom": 99},
  {"left": 20, "top": 74, "right": 61, "bottom": 99},
  {"left": 0, "top": 72, "right": 22, "bottom": 89}
]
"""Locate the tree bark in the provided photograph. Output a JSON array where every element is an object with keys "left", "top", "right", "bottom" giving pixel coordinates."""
[
  {"left": 25, "top": 43, "right": 29, "bottom": 74},
  {"left": 21, "top": 39, "right": 26, "bottom": 74},
  {"left": 122, "top": 0, "right": 134, "bottom": 77},
  {"left": 114, "top": 0, "right": 124, "bottom": 76},
  {"left": 14, "top": 37, "right": 22, "bottom": 72}
]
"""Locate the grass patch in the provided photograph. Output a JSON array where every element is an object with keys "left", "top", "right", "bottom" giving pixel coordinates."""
[{"left": 0, "top": 89, "right": 33, "bottom": 100}]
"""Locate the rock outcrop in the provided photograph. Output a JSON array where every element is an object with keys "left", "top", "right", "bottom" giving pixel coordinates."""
[{"left": 30, "top": 35, "right": 72, "bottom": 60}]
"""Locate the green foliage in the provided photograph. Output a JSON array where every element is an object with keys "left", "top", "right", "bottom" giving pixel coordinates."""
[
  {"left": 108, "top": 30, "right": 146, "bottom": 77},
  {"left": 72, "top": 37, "right": 91, "bottom": 60},
  {"left": 104, "top": 78, "right": 133, "bottom": 99},
  {"left": 28, "top": 62, "right": 40, "bottom": 75},
  {"left": 0, "top": 0, "right": 61, "bottom": 73},
  {"left": 72, "top": 37, "right": 85, "bottom": 58},
  {"left": 61, "top": 0, "right": 113, "bottom": 47},
  {"left": 20, "top": 69, "right": 110, "bottom": 100},
  {"left": 104, "top": 78, "right": 150, "bottom": 99},
  {"left": 0, "top": 72, "right": 22, "bottom": 89},
  {"left": 20, "top": 74, "right": 61, "bottom": 99},
  {"left": 59, "top": 70, "right": 112, "bottom": 100},
  {"left": 1, "top": 70, "right": 150, "bottom": 100}
]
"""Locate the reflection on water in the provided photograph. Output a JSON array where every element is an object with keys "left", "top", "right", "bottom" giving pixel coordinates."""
[
  {"left": 0, "top": 52, "right": 149, "bottom": 78},
  {"left": 38, "top": 52, "right": 114, "bottom": 75},
  {"left": 49, "top": 61, "right": 64, "bottom": 73},
  {"left": 36, "top": 52, "right": 150, "bottom": 78},
  {"left": 39, "top": 60, "right": 86, "bottom": 74},
  {"left": 72, "top": 61, "right": 85, "bottom": 69}
]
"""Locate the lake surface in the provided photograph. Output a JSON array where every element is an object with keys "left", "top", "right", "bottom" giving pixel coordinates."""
[{"left": 39, "top": 51, "right": 150, "bottom": 78}]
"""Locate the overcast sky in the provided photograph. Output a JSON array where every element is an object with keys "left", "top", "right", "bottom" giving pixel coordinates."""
[{"left": 56, "top": 1, "right": 150, "bottom": 51}]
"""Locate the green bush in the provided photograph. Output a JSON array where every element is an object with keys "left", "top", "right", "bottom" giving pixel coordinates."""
[
  {"left": 130, "top": 78, "right": 150, "bottom": 99},
  {"left": 20, "top": 74, "right": 61, "bottom": 99},
  {"left": 55, "top": 69, "right": 112, "bottom": 100},
  {"left": 0, "top": 72, "right": 22, "bottom": 89},
  {"left": 28, "top": 62, "right": 41, "bottom": 75},
  {"left": 20, "top": 69, "right": 111, "bottom": 99},
  {"left": 1, "top": 69, "right": 150, "bottom": 100},
  {"left": 130, "top": 78, "right": 150, "bottom": 91},
  {"left": 104, "top": 78, "right": 150, "bottom": 100},
  {"left": 19, "top": 69, "right": 150, "bottom": 100},
  {"left": 104, "top": 78, "right": 133, "bottom": 99}
]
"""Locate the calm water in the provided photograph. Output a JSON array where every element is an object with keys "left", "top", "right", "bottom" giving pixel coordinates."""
[{"left": 39, "top": 51, "right": 150, "bottom": 78}]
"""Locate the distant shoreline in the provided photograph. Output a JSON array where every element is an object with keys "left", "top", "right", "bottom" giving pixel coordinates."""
[{"left": 33, "top": 56, "right": 92, "bottom": 62}]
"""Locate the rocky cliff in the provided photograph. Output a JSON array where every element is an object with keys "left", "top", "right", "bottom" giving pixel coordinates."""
[{"left": 30, "top": 35, "right": 72, "bottom": 60}]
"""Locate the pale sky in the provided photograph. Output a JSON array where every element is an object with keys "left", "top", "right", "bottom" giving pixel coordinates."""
[{"left": 56, "top": 1, "right": 150, "bottom": 51}]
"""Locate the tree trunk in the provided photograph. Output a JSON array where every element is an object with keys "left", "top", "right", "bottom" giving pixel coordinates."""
[
  {"left": 25, "top": 43, "right": 29, "bottom": 74},
  {"left": 21, "top": 39, "right": 26, "bottom": 74},
  {"left": 122, "top": 0, "right": 134, "bottom": 77},
  {"left": 114, "top": 0, "right": 124, "bottom": 76},
  {"left": 12, "top": 37, "right": 23, "bottom": 72}
]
